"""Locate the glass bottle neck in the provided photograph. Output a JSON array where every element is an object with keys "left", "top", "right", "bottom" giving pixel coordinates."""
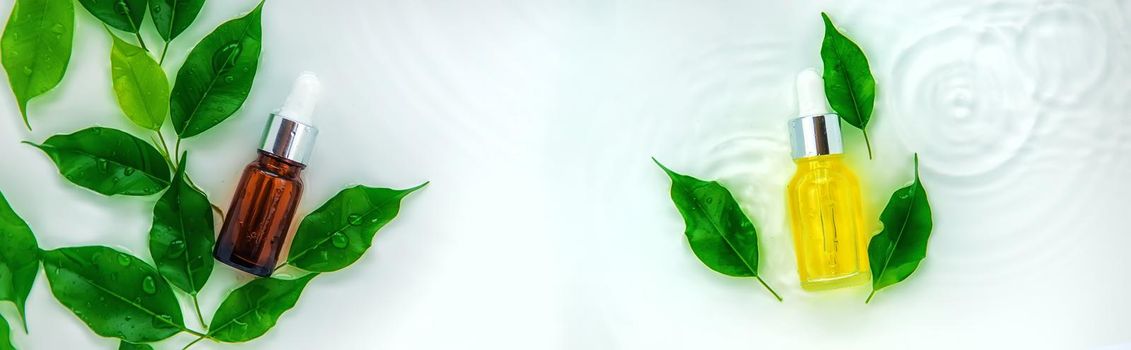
[
  {"left": 256, "top": 150, "right": 306, "bottom": 177},
  {"left": 794, "top": 154, "right": 845, "bottom": 169}
]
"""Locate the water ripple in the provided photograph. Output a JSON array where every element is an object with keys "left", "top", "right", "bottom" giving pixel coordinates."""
[
  {"left": 886, "top": 1, "right": 1128, "bottom": 284},
  {"left": 1017, "top": 3, "right": 1110, "bottom": 107},
  {"left": 891, "top": 25, "right": 1038, "bottom": 179}
]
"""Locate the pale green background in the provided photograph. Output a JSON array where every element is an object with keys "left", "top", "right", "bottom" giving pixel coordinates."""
[{"left": 0, "top": 0, "right": 1129, "bottom": 349}]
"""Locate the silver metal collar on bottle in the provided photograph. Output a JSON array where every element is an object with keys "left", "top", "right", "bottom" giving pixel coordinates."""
[
  {"left": 788, "top": 114, "right": 843, "bottom": 159},
  {"left": 260, "top": 113, "right": 318, "bottom": 165}
]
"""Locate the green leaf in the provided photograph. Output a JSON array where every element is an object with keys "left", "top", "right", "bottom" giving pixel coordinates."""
[
  {"left": 208, "top": 274, "right": 316, "bottom": 342},
  {"left": 171, "top": 2, "right": 263, "bottom": 138},
  {"left": 42, "top": 246, "right": 185, "bottom": 343},
  {"left": 1, "top": 0, "right": 74, "bottom": 129},
  {"left": 866, "top": 156, "right": 933, "bottom": 303},
  {"left": 653, "top": 158, "right": 781, "bottom": 301},
  {"left": 111, "top": 34, "right": 169, "bottom": 131},
  {"left": 0, "top": 313, "right": 12, "bottom": 350},
  {"left": 76, "top": 0, "right": 145, "bottom": 33},
  {"left": 820, "top": 12, "right": 876, "bottom": 158},
  {"left": 286, "top": 183, "right": 427, "bottom": 272},
  {"left": 26, "top": 127, "right": 170, "bottom": 196},
  {"left": 0, "top": 189, "right": 39, "bottom": 329},
  {"left": 149, "top": 154, "right": 214, "bottom": 294},
  {"left": 118, "top": 341, "right": 152, "bottom": 350},
  {"left": 149, "top": 0, "right": 204, "bottom": 42}
]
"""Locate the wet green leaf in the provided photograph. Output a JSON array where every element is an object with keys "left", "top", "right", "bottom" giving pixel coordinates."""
[
  {"left": 149, "top": 155, "right": 214, "bottom": 294},
  {"left": 76, "top": 0, "right": 145, "bottom": 33},
  {"left": 171, "top": 2, "right": 263, "bottom": 138},
  {"left": 26, "top": 127, "right": 170, "bottom": 196},
  {"left": 111, "top": 34, "right": 169, "bottom": 131},
  {"left": 653, "top": 159, "right": 781, "bottom": 301},
  {"left": 867, "top": 156, "right": 933, "bottom": 303},
  {"left": 208, "top": 274, "right": 316, "bottom": 342},
  {"left": 820, "top": 12, "right": 876, "bottom": 158},
  {"left": 149, "top": 0, "right": 205, "bottom": 42},
  {"left": 286, "top": 183, "right": 427, "bottom": 272},
  {"left": 1, "top": 0, "right": 74, "bottom": 128},
  {"left": 0, "top": 189, "right": 39, "bottom": 328},
  {"left": 42, "top": 246, "right": 184, "bottom": 343},
  {"left": 0, "top": 312, "right": 12, "bottom": 350},
  {"left": 118, "top": 341, "right": 152, "bottom": 350}
]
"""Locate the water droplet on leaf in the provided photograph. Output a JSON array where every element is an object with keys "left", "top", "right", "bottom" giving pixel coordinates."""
[
  {"left": 141, "top": 276, "right": 157, "bottom": 294},
  {"left": 331, "top": 233, "right": 348, "bottom": 248}
]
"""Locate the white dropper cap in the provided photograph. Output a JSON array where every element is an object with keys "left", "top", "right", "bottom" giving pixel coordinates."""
[
  {"left": 261, "top": 72, "right": 321, "bottom": 165},
  {"left": 796, "top": 68, "right": 831, "bottom": 117},
  {"left": 788, "top": 68, "right": 843, "bottom": 159},
  {"left": 277, "top": 71, "right": 321, "bottom": 125}
]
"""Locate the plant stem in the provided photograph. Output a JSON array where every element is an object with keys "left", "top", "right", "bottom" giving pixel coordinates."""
[
  {"left": 180, "top": 326, "right": 208, "bottom": 339},
  {"left": 862, "top": 128, "right": 874, "bottom": 159},
  {"left": 160, "top": 41, "right": 170, "bottom": 64},
  {"left": 151, "top": 135, "right": 176, "bottom": 170},
  {"left": 155, "top": 131, "right": 176, "bottom": 170},
  {"left": 191, "top": 293, "right": 207, "bottom": 329},
  {"left": 133, "top": 31, "right": 149, "bottom": 51},
  {"left": 755, "top": 276, "right": 783, "bottom": 302},
  {"left": 866, "top": 290, "right": 877, "bottom": 304},
  {"left": 175, "top": 137, "right": 182, "bottom": 163},
  {"left": 182, "top": 335, "right": 206, "bottom": 350}
]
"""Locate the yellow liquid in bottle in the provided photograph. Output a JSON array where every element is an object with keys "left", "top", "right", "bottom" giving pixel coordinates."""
[{"left": 786, "top": 154, "right": 871, "bottom": 291}]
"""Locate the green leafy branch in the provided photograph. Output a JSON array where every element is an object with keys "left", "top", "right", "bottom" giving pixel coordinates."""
[{"left": 0, "top": 1, "right": 428, "bottom": 349}]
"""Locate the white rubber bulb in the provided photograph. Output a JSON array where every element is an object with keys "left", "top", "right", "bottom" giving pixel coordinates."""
[
  {"left": 278, "top": 71, "right": 321, "bottom": 125},
  {"left": 796, "top": 68, "right": 831, "bottom": 117}
]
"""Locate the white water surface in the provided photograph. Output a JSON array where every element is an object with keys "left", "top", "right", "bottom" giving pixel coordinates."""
[{"left": 0, "top": 0, "right": 1129, "bottom": 349}]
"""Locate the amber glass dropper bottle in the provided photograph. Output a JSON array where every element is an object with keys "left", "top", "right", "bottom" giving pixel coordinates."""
[
  {"left": 785, "top": 68, "right": 871, "bottom": 291},
  {"left": 214, "top": 72, "right": 321, "bottom": 277}
]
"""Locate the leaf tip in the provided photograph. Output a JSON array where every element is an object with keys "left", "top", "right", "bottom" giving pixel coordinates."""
[
  {"left": 652, "top": 157, "right": 675, "bottom": 177},
  {"left": 19, "top": 140, "right": 41, "bottom": 149},
  {"left": 405, "top": 181, "right": 430, "bottom": 193},
  {"left": 16, "top": 307, "right": 28, "bottom": 333},
  {"left": 173, "top": 151, "right": 189, "bottom": 181},
  {"left": 18, "top": 102, "right": 31, "bottom": 130}
]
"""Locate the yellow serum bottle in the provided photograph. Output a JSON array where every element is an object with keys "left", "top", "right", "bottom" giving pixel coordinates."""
[{"left": 785, "top": 69, "right": 870, "bottom": 291}]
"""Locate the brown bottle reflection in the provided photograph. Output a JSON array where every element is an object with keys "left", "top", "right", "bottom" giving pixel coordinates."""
[{"left": 214, "top": 150, "right": 305, "bottom": 277}]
